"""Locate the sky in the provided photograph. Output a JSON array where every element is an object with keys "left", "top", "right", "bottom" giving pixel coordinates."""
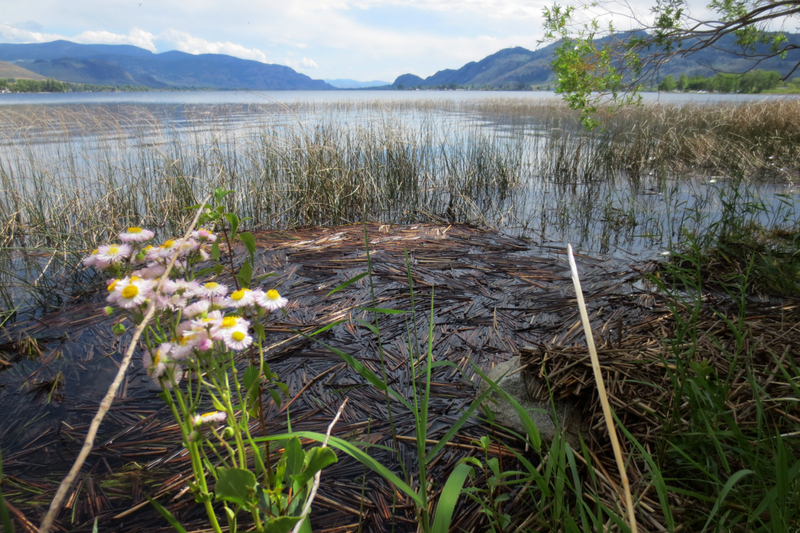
[{"left": 1, "top": 0, "right": 708, "bottom": 83}]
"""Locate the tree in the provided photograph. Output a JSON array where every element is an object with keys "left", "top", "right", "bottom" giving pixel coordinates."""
[
  {"left": 543, "top": 0, "right": 800, "bottom": 127},
  {"left": 658, "top": 74, "right": 676, "bottom": 91},
  {"left": 676, "top": 73, "right": 688, "bottom": 91}
]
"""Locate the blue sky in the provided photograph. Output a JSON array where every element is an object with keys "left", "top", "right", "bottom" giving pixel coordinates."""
[{"left": 1, "top": 0, "right": 692, "bottom": 82}]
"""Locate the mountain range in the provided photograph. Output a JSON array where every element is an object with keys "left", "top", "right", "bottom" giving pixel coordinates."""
[
  {"left": 393, "top": 32, "right": 800, "bottom": 89},
  {"left": 0, "top": 40, "right": 333, "bottom": 90},
  {"left": 2, "top": 32, "right": 800, "bottom": 92}
]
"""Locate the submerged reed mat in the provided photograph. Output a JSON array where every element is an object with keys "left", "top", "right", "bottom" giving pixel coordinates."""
[{"left": 2, "top": 223, "right": 653, "bottom": 532}]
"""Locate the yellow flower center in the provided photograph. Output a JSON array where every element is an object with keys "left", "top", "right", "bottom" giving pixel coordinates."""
[
  {"left": 121, "top": 285, "right": 139, "bottom": 299},
  {"left": 130, "top": 276, "right": 140, "bottom": 281},
  {"left": 128, "top": 227, "right": 142, "bottom": 233},
  {"left": 267, "top": 289, "right": 280, "bottom": 300},
  {"left": 91, "top": 249, "right": 99, "bottom": 255},
  {"left": 231, "top": 289, "right": 245, "bottom": 301},
  {"left": 221, "top": 316, "right": 238, "bottom": 328},
  {"left": 143, "top": 245, "right": 153, "bottom": 251},
  {"left": 162, "top": 239, "right": 175, "bottom": 249},
  {"left": 205, "top": 282, "right": 219, "bottom": 290},
  {"left": 153, "top": 351, "right": 161, "bottom": 366},
  {"left": 232, "top": 331, "right": 246, "bottom": 342},
  {"left": 107, "top": 279, "right": 119, "bottom": 292},
  {"left": 108, "top": 246, "right": 119, "bottom": 255}
]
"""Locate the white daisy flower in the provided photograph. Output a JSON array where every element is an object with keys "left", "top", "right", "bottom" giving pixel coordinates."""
[
  {"left": 183, "top": 299, "right": 211, "bottom": 318},
  {"left": 223, "top": 329, "right": 253, "bottom": 351},
  {"left": 119, "top": 227, "right": 155, "bottom": 243},
  {"left": 255, "top": 289, "right": 288, "bottom": 311},
  {"left": 97, "top": 243, "right": 131, "bottom": 264},
  {"left": 197, "top": 281, "right": 228, "bottom": 299},
  {"left": 225, "top": 288, "right": 255, "bottom": 308},
  {"left": 114, "top": 276, "right": 155, "bottom": 309},
  {"left": 212, "top": 315, "right": 249, "bottom": 340}
]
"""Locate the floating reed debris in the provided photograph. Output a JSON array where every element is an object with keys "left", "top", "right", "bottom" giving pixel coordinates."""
[{"left": 1, "top": 223, "right": 797, "bottom": 531}]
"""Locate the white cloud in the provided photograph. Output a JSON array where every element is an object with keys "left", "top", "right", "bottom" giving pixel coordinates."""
[
  {"left": 159, "top": 29, "right": 268, "bottom": 62},
  {"left": 73, "top": 29, "right": 157, "bottom": 51},
  {"left": 284, "top": 57, "right": 320, "bottom": 70},
  {"left": 0, "top": 23, "right": 158, "bottom": 51}
]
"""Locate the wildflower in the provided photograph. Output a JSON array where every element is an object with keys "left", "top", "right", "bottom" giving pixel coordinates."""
[
  {"left": 182, "top": 299, "right": 211, "bottom": 318},
  {"left": 132, "top": 262, "right": 166, "bottom": 280},
  {"left": 225, "top": 288, "right": 255, "bottom": 308},
  {"left": 114, "top": 277, "right": 155, "bottom": 309},
  {"left": 192, "top": 411, "right": 227, "bottom": 426},
  {"left": 197, "top": 281, "right": 228, "bottom": 299},
  {"left": 83, "top": 248, "right": 106, "bottom": 268},
  {"left": 223, "top": 329, "right": 253, "bottom": 351},
  {"left": 192, "top": 229, "right": 217, "bottom": 243},
  {"left": 119, "top": 227, "right": 155, "bottom": 243},
  {"left": 212, "top": 315, "right": 249, "bottom": 340},
  {"left": 97, "top": 243, "right": 131, "bottom": 264},
  {"left": 255, "top": 289, "right": 288, "bottom": 311}
]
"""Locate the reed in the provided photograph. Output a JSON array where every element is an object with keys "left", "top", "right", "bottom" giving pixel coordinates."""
[{"left": 1, "top": 98, "right": 799, "bottom": 319}]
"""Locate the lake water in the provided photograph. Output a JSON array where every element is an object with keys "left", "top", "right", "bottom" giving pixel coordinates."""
[{"left": 0, "top": 88, "right": 797, "bottom": 106}]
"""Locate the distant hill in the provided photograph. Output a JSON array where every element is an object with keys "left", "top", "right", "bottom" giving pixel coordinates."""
[
  {"left": 393, "top": 32, "right": 800, "bottom": 89},
  {"left": 0, "top": 60, "right": 46, "bottom": 80},
  {"left": 325, "top": 79, "right": 390, "bottom": 89},
  {"left": 0, "top": 40, "right": 334, "bottom": 90}
]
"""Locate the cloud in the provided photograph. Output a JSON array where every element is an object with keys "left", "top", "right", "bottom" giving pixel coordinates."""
[
  {"left": 74, "top": 29, "right": 157, "bottom": 51},
  {"left": 284, "top": 57, "right": 320, "bottom": 70},
  {"left": 0, "top": 23, "right": 158, "bottom": 51},
  {"left": 159, "top": 29, "right": 269, "bottom": 62}
]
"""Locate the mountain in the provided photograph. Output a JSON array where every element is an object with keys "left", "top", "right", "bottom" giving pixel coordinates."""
[
  {"left": 0, "top": 40, "right": 334, "bottom": 90},
  {"left": 393, "top": 32, "right": 800, "bottom": 89},
  {"left": 393, "top": 46, "right": 555, "bottom": 89},
  {"left": 325, "top": 78, "right": 390, "bottom": 88},
  {"left": 0, "top": 60, "right": 46, "bottom": 80}
]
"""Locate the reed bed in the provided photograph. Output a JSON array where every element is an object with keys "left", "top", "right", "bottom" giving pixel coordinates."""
[{"left": 0, "top": 98, "right": 799, "bottom": 319}]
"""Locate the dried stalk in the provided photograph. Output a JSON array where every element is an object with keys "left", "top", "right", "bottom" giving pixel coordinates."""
[
  {"left": 290, "top": 397, "right": 349, "bottom": 533},
  {"left": 38, "top": 194, "right": 212, "bottom": 533},
  {"left": 567, "top": 244, "right": 638, "bottom": 533}
]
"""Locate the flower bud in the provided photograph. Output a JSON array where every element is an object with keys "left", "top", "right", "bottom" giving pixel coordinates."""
[
  {"left": 112, "top": 323, "right": 126, "bottom": 335},
  {"left": 222, "top": 426, "right": 235, "bottom": 439},
  {"left": 103, "top": 306, "right": 114, "bottom": 316}
]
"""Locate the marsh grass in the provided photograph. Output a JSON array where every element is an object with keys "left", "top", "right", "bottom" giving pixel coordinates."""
[{"left": 1, "top": 98, "right": 799, "bottom": 318}]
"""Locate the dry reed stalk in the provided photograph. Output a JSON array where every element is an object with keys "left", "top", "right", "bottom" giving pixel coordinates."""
[
  {"left": 290, "top": 397, "right": 349, "bottom": 533},
  {"left": 567, "top": 244, "right": 638, "bottom": 533},
  {"left": 37, "top": 193, "right": 211, "bottom": 533}
]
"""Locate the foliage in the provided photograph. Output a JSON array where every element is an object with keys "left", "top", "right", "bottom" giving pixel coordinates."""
[
  {"left": 82, "top": 189, "right": 334, "bottom": 533},
  {"left": 0, "top": 77, "right": 152, "bottom": 93},
  {"left": 543, "top": 0, "right": 800, "bottom": 126}
]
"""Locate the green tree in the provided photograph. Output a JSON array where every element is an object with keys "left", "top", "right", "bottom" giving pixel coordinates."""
[
  {"left": 658, "top": 74, "right": 676, "bottom": 91},
  {"left": 676, "top": 73, "right": 688, "bottom": 92},
  {"left": 543, "top": 0, "right": 800, "bottom": 127}
]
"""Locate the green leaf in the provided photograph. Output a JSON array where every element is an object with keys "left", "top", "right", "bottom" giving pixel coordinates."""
[
  {"left": 701, "top": 469, "right": 753, "bottom": 533},
  {"left": 225, "top": 212, "right": 240, "bottom": 237},
  {"left": 326, "top": 272, "right": 368, "bottom": 296},
  {"left": 431, "top": 462, "right": 473, "bottom": 533},
  {"left": 359, "top": 307, "right": 406, "bottom": 314},
  {"left": 211, "top": 240, "right": 220, "bottom": 261},
  {"left": 258, "top": 432, "right": 423, "bottom": 507},
  {"left": 146, "top": 495, "right": 188, "bottom": 533},
  {"left": 283, "top": 437, "right": 305, "bottom": 484},
  {"left": 238, "top": 231, "right": 256, "bottom": 265},
  {"left": 214, "top": 188, "right": 234, "bottom": 203},
  {"left": 215, "top": 467, "right": 258, "bottom": 507},
  {"left": 264, "top": 516, "right": 302, "bottom": 533},
  {"left": 292, "top": 447, "right": 338, "bottom": 487},
  {"left": 237, "top": 259, "right": 253, "bottom": 289}
]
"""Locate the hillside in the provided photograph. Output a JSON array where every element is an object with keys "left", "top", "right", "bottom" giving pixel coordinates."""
[
  {"left": 0, "top": 40, "right": 333, "bottom": 90},
  {"left": 393, "top": 32, "right": 800, "bottom": 89},
  {"left": 0, "top": 60, "right": 46, "bottom": 80}
]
